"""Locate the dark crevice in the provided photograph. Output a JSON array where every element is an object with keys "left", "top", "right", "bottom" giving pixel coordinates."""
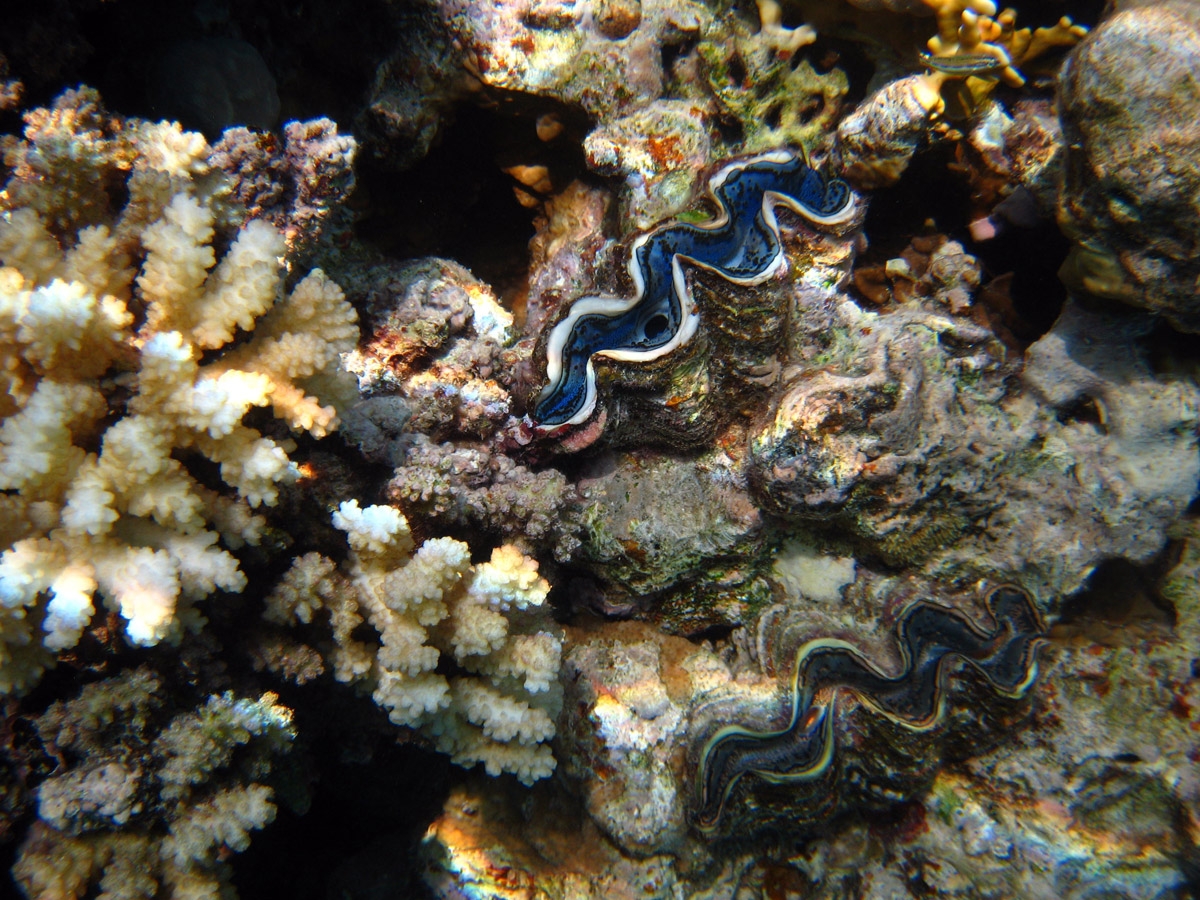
[
  {"left": 970, "top": 218, "right": 1070, "bottom": 340},
  {"left": 661, "top": 36, "right": 697, "bottom": 79},
  {"left": 728, "top": 52, "right": 748, "bottom": 89},
  {"left": 1, "top": 0, "right": 396, "bottom": 132},
  {"left": 763, "top": 101, "right": 783, "bottom": 130},
  {"left": 713, "top": 114, "right": 746, "bottom": 146},
  {"left": 856, "top": 142, "right": 1070, "bottom": 343},
  {"left": 686, "top": 622, "right": 738, "bottom": 645},
  {"left": 1053, "top": 394, "right": 1105, "bottom": 431},
  {"left": 230, "top": 711, "right": 450, "bottom": 900},
  {"left": 1057, "top": 555, "right": 1178, "bottom": 631},
  {"left": 353, "top": 95, "right": 588, "bottom": 296},
  {"left": 808, "top": 35, "right": 875, "bottom": 110},
  {"left": 858, "top": 142, "right": 971, "bottom": 259}
]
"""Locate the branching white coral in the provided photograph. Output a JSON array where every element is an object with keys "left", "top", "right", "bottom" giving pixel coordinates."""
[
  {"left": 0, "top": 91, "right": 359, "bottom": 692},
  {"left": 265, "top": 501, "right": 564, "bottom": 785}
]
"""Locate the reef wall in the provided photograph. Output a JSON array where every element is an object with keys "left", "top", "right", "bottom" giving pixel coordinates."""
[{"left": 1, "top": 0, "right": 1197, "bottom": 897}]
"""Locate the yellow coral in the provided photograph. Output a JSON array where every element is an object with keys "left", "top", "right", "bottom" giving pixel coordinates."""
[{"left": 920, "top": 1, "right": 1088, "bottom": 101}]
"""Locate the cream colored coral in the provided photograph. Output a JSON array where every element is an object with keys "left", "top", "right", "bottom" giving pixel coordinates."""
[
  {"left": 475, "top": 632, "right": 564, "bottom": 693},
  {"left": 265, "top": 501, "right": 564, "bottom": 784},
  {"left": 263, "top": 551, "right": 372, "bottom": 682},
  {"left": 756, "top": 0, "right": 815, "bottom": 55},
  {"left": 3, "top": 88, "right": 219, "bottom": 250},
  {"left": 137, "top": 195, "right": 218, "bottom": 335},
  {"left": 12, "top": 680, "right": 293, "bottom": 898},
  {"left": 0, "top": 101, "right": 359, "bottom": 691},
  {"left": 165, "top": 783, "right": 276, "bottom": 868},
  {"left": 141, "top": 198, "right": 284, "bottom": 350},
  {"left": 330, "top": 497, "right": 411, "bottom": 559},
  {"left": 452, "top": 679, "right": 555, "bottom": 745},
  {"left": 215, "top": 269, "right": 362, "bottom": 438},
  {"left": 0, "top": 381, "right": 104, "bottom": 493},
  {"left": 0, "top": 209, "right": 68, "bottom": 289},
  {"left": 468, "top": 543, "right": 551, "bottom": 608},
  {"left": 2, "top": 88, "right": 126, "bottom": 235},
  {"left": 131, "top": 120, "right": 209, "bottom": 179}
]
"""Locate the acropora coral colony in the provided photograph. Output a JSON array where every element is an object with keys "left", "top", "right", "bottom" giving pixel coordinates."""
[
  {"left": 0, "top": 73, "right": 568, "bottom": 891},
  {"left": 3, "top": 0, "right": 1199, "bottom": 897}
]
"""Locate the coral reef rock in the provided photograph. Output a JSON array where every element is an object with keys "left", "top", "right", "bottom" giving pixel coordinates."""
[
  {"left": 583, "top": 100, "right": 712, "bottom": 228},
  {"left": 1057, "top": 0, "right": 1200, "bottom": 331},
  {"left": 441, "top": 0, "right": 710, "bottom": 122},
  {"left": 342, "top": 256, "right": 519, "bottom": 449},
  {"left": 560, "top": 623, "right": 710, "bottom": 855},
  {"left": 420, "top": 778, "right": 697, "bottom": 899},
  {"left": 387, "top": 435, "right": 585, "bottom": 563},
  {"left": 357, "top": 2, "right": 468, "bottom": 169},
  {"left": 749, "top": 284, "right": 1199, "bottom": 600},
  {"left": 574, "top": 445, "right": 768, "bottom": 627}
]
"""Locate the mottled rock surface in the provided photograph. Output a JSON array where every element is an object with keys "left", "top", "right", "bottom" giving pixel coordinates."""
[{"left": 1057, "top": 0, "right": 1200, "bottom": 331}]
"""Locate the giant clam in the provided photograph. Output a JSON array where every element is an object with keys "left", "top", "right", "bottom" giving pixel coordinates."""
[
  {"left": 530, "top": 149, "right": 857, "bottom": 446},
  {"left": 693, "top": 585, "right": 1046, "bottom": 837}
]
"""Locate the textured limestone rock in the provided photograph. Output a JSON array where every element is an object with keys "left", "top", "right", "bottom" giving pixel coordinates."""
[{"left": 1057, "top": 0, "right": 1200, "bottom": 331}]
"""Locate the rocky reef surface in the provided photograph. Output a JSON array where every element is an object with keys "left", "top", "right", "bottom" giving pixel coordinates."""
[{"left": 1, "top": 1, "right": 1197, "bottom": 898}]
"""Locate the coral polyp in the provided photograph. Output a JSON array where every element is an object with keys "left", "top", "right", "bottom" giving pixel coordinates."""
[
  {"left": 694, "top": 585, "right": 1046, "bottom": 834},
  {"left": 532, "top": 150, "right": 855, "bottom": 428}
]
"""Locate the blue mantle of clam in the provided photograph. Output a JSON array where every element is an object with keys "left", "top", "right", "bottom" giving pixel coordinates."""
[{"left": 532, "top": 150, "right": 855, "bottom": 428}]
